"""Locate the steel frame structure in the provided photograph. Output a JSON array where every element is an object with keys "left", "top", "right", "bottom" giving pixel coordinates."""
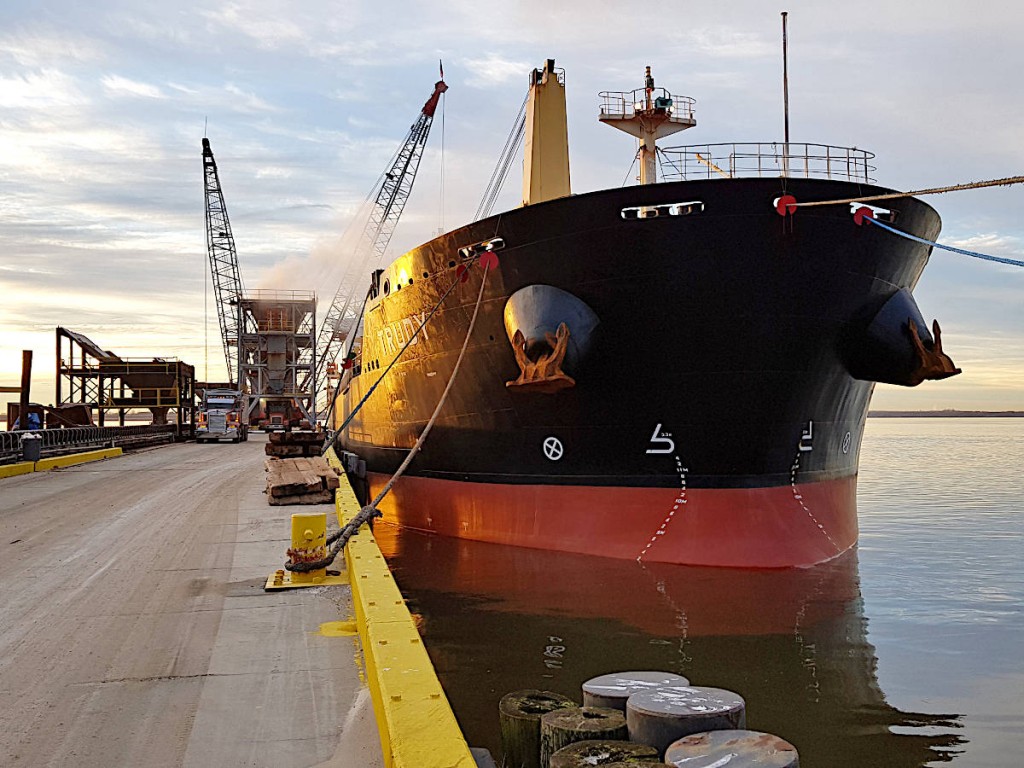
[
  {"left": 236, "top": 290, "right": 316, "bottom": 425},
  {"left": 55, "top": 327, "right": 196, "bottom": 435}
]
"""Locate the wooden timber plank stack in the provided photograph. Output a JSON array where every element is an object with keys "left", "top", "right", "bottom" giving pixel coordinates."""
[
  {"left": 265, "top": 456, "right": 341, "bottom": 505},
  {"left": 264, "top": 429, "right": 327, "bottom": 458}
]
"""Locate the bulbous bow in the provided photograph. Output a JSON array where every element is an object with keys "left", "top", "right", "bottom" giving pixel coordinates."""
[{"left": 842, "top": 288, "right": 961, "bottom": 387}]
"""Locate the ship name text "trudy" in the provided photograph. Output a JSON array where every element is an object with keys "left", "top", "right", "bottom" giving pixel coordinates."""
[{"left": 376, "top": 313, "right": 431, "bottom": 356}]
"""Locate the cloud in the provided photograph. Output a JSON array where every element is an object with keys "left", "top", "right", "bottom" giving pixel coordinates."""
[
  {"left": 943, "top": 233, "right": 1022, "bottom": 257},
  {"left": 101, "top": 74, "right": 165, "bottom": 99},
  {"left": 223, "top": 83, "right": 279, "bottom": 113},
  {"left": 199, "top": 3, "right": 306, "bottom": 49},
  {"left": 462, "top": 54, "right": 532, "bottom": 88},
  {"left": 254, "top": 165, "right": 293, "bottom": 179},
  {"left": 0, "top": 30, "right": 105, "bottom": 68},
  {"left": 680, "top": 26, "right": 777, "bottom": 59},
  {"left": 0, "top": 68, "right": 88, "bottom": 109}
]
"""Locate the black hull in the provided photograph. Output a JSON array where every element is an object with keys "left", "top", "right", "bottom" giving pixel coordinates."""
[{"left": 335, "top": 177, "right": 942, "bottom": 567}]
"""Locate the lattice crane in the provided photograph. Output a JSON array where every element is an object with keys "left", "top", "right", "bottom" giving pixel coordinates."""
[
  {"left": 202, "top": 137, "right": 245, "bottom": 386},
  {"left": 308, "top": 76, "right": 448, "bottom": 399}
]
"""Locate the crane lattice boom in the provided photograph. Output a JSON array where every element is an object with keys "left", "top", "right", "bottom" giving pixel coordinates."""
[
  {"left": 202, "top": 138, "right": 245, "bottom": 385},
  {"left": 309, "top": 78, "right": 448, "bottom": 399}
]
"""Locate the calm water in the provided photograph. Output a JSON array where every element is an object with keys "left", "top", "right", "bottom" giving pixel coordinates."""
[{"left": 375, "top": 418, "right": 1024, "bottom": 767}]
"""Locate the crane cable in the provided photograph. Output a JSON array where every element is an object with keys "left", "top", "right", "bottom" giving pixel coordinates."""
[
  {"left": 476, "top": 92, "right": 528, "bottom": 220},
  {"left": 621, "top": 148, "right": 640, "bottom": 187},
  {"left": 292, "top": 258, "right": 495, "bottom": 572}
]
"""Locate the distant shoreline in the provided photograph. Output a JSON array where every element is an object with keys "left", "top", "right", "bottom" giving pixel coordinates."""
[{"left": 868, "top": 410, "right": 1024, "bottom": 418}]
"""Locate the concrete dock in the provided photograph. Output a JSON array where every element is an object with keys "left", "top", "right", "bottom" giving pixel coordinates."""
[{"left": 0, "top": 435, "right": 387, "bottom": 767}]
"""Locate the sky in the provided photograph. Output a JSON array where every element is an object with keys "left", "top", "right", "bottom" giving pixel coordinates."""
[{"left": 1, "top": 0, "right": 1022, "bottom": 412}]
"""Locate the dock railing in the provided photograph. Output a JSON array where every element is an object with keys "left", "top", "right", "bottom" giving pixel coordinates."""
[
  {"left": 659, "top": 142, "right": 875, "bottom": 183},
  {"left": 0, "top": 424, "right": 177, "bottom": 464}
]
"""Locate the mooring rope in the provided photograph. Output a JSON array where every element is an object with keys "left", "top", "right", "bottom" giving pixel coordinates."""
[
  {"left": 290, "top": 258, "right": 494, "bottom": 572},
  {"left": 792, "top": 174, "right": 1024, "bottom": 208},
  {"left": 862, "top": 216, "right": 1024, "bottom": 268},
  {"left": 370, "top": 258, "right": 492, "bottom": 505}
]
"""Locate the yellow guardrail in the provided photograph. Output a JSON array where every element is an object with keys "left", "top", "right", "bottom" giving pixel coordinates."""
[
  {"left": 0, "top": 448, "right": 123, "bottom": 479},
  {"left": 0, "top": 462, "right": 34, "bottom": 479},
  {"left": 327, "top": 450, "right": 476, "bottom": 768},
  {"left": 35, "top": 447, "right": 122, "bottom": 471}
]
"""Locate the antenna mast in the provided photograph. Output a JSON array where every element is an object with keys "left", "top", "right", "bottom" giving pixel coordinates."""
[{"left": 782, "top": 11, "right": 790, "bottom": 177}]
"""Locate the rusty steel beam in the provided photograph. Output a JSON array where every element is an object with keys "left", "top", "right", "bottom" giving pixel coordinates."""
[{"left": 19, "top": 351, "right": 32, "bottom": 429}]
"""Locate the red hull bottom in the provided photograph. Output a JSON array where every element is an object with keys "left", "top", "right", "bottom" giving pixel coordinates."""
[{"left": 366, "top": 473, "right": 859, "bottom": 568}]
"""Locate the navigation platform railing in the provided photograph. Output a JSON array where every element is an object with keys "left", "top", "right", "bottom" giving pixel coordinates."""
[
  {"left": 599, "top": 88, "right": 696, "bottom": 123},
  {"left": 659, "top": 142, "right": 875, "bottom": 183},
  {"left": 0, "top": 424, "right": 177, "bottom": 464}
]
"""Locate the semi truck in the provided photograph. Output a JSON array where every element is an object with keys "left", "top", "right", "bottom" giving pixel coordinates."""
[
  {"left": 196, "top": 388, "right": 248, "bottom": 443},
  {"left": 249, "top": 397, "right": 311, "bottom": 431}
]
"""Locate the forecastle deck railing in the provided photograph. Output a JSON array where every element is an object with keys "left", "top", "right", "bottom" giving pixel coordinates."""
[{"left": 659, "top": 142, "right": 875, "bottom": 183}]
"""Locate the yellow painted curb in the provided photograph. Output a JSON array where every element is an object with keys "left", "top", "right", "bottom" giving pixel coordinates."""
[
  {"left": 35, "top": 447, "right": 123, "bottom": 471},
  {"left": 0, "top": 462, "right": 34, "bottom": 479},
  {"left": 328, "top": 449, "right": 476, "bottom": 768}
]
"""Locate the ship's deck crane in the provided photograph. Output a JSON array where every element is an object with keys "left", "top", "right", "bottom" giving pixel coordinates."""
[
  {"left": 202, "top": 137, "right": 245, "bottom": 385},
  {"left": 308, "top": 77, "right": 448, "bottom": 403}
]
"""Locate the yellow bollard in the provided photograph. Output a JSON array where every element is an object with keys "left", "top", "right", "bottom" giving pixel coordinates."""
[
  {"left": 264, "top": 511, "right": 349, "bottom": 591},
  {"left": 288, "top": 512, "right": 327, "bottom": 584}
]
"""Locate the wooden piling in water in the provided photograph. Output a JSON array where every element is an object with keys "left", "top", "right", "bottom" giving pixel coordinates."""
[
  {"left": 499, "top": 690, "right": 576, "bottom": 768},
  {"left": 540, "top": 707, "right": 627, "bottom": 768},
  {"left": 664, "top": 729, "right": 799, "bottom": 767},
  {"left": 626, "top": 685, "right": 746, "bottom": 757},
  {"left": 582, "top": 670, "right": 690, "bottom": 711}
]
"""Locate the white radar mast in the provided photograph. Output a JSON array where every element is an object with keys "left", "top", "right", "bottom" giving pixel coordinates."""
[{"left": 599, "top": 66, "right": 696, "bottom": 184}]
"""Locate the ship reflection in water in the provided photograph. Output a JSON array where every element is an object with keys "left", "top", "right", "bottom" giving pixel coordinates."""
[{"left": 375, "top": 524, "right": 965, "bottom": 767}]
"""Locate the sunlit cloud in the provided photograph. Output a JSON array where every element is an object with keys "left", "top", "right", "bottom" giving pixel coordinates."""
[{"left": 0, "top": 68, "right": 87, "bottom": 109}]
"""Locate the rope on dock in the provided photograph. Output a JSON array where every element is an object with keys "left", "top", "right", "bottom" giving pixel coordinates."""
[
  {"left": 291, "top": 257, "right": 495, "bottom": 572},
  {"left": 791, "top": 174, "right": 1024, "bottom": 208}
]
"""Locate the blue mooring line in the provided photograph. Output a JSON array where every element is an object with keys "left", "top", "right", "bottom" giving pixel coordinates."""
[{"left": 865, "top": 216, "right": 1024, "bottom": 268}]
